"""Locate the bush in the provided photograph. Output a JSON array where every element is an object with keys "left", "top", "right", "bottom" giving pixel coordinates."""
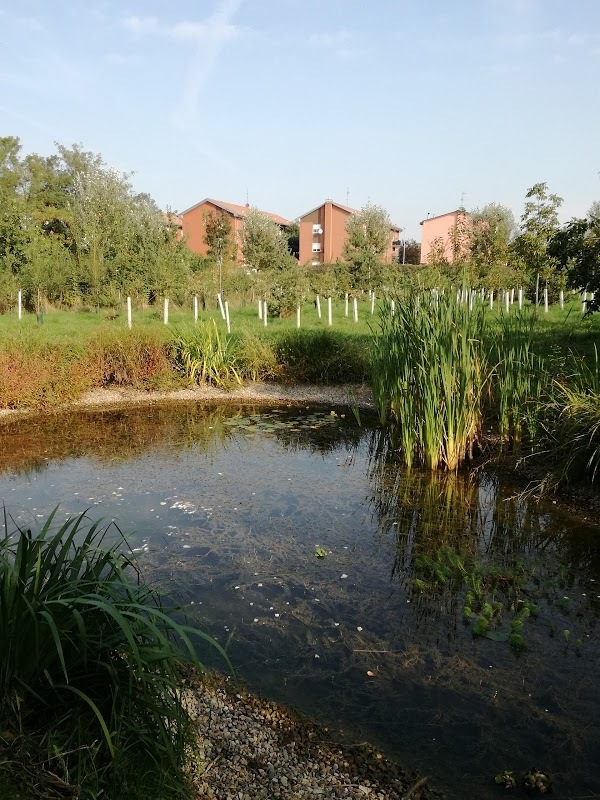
[{"left": 0, "top": 508, "right": 227, "bottom": 799}]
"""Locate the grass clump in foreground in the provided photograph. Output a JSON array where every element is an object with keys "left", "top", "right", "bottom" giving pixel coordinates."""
[{"left": 0, "top": 508, "right": 228, "bottom": 800}]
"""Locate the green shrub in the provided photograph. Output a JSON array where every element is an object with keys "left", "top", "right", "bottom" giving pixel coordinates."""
[{"left": 0, "top": 508, "right": 227, "bottom": 799}]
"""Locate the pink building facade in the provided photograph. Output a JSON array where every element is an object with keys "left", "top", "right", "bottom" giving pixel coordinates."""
[{"left": 420, "top": 210, "right": 469, "bottom": 264}]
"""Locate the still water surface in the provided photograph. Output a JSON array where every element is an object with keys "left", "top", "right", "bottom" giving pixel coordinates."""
[{"left": 1, "top": 403, "right": 599, "bottom": 799}]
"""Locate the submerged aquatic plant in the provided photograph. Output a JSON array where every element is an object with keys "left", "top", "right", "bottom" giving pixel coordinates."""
[
  {"left": 0, "top": 508, "right": 228, "bottom": 799},
  {"left": 371, "top": 291, "right": 487, "bottom": 470}
]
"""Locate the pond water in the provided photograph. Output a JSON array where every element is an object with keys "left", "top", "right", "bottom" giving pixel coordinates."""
[{"left": 1, "top": 403, "right": 599, "bottom": 799}]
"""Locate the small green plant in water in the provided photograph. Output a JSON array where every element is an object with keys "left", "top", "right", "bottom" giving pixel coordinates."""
[
  {"left": 494, "top": 770, "right": 517, "bottom": 789},
  {"left": 314, "top": 546, "right": 328, "bottom": 559}
]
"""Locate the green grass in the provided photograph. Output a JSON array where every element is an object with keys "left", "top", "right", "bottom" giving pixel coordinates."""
[{"left": 0, "top": 508, "right": 229, "bottom": 800}]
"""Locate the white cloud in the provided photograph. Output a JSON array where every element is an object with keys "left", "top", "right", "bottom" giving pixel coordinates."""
[{"left": 121, "top": 13, "right": 240, "bottom": 43}]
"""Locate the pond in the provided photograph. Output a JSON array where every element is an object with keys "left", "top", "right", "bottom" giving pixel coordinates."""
[{"left": 1, "top": 402, "right": 599, "bottom": 799}]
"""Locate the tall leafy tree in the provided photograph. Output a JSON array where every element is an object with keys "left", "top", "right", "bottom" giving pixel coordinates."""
[
  {"left": 343, "top": 203, "right": 391, "bottom": 290},
  {"left": 548, "top": 212, "right": 600, "bottom": 312},
  {"left": 469, "top": 203, "right": 515, "bottom": 274},
  {"left": 0, "top": 136, "right": 27, "bottom": 302},
  {"left": 512, "top": 182, "right": 563, "bottom": 296},
  {"left": 241, "top": 208, "right": 290, "bottom": 272},
  {"left": 203, "top": 210, "right": 236, "bottom": 295}
]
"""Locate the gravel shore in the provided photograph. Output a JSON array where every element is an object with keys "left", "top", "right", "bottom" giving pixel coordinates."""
[
  {"left": 0, "top": 382, "right": 375, "bottom": 422},
  {"left": 185, "top": 676, "right": 443, "bottom": 800}
]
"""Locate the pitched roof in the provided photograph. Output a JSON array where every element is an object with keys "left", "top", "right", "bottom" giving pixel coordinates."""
[
  {"left": 182, "top": 198, "right": 290, "bottom": 227},
  {"left": 298, "top": 199, "right": 401, "bottom": 232},
  {"left": 419, "top": 209, "right": 467, "bottom": 226},
  {"left": 297, "top": 199, "right": 360, "bottom": 219}
]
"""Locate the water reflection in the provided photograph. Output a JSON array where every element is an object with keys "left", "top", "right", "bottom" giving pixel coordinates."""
[{"left": 1, "top": 403, "right": 599, "bottom": 799}]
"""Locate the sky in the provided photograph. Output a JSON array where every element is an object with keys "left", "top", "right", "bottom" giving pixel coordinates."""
[{"left": 1, "top": 0, "right": 599, "bottom": 240}]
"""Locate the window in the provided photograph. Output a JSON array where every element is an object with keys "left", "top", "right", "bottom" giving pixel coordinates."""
[
  {"left": 312, "top": 223, "right": 323, "bottom": 235},
  {"left": 312, "top": 243, "right": 321, "bottom": 253}
]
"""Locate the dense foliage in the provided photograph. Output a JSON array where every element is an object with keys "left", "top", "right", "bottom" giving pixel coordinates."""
[{"left": 0, "top": 137, "right": 192, "bottom": 311}]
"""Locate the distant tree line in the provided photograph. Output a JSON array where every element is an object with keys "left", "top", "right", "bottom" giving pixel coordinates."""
[
  {"left": 2, "top": 136, "right": 596, "bottom": 314},
  {"left": 0, "top": 136, "right": 197, "bottom": 311},
  {"left": 425, "top": 184, "right": 599, "bottom": 308}
]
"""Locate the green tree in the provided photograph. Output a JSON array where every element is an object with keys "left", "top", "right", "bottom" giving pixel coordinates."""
[
  {"left": 469, "top": 203, "right": 515, "bottom": 277},
  {"left": 401, "top": 238, "right": 421, "bottom": 265},
  {"left": 343, "top": 203, "right": 391, "bottom": 291},
  {"left": 548, "top": 213, "right": 600, "bottom": 312},
  {"left": 285, "top": 221, "right": 299, "bottom": 259},
  {"left": 512, "top": 182, "right": 563, "bottom": 298},
  {"left": 203, "top": 210, "right": 236, "bottom": 295},
  {"left": 241, "top": 208, "right": 291, "bottom": 272},
  {"left": 0, "top": 136, "right": 27, "bottom": 304}
]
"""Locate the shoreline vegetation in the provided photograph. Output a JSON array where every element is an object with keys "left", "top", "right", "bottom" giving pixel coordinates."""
[{"left": 1, "top": 296, "right": 599, "bottom": 491}]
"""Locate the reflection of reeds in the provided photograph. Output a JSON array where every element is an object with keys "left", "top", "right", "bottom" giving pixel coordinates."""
[{"left": 372, "top": 293, "right": 486, "bottom": 470}]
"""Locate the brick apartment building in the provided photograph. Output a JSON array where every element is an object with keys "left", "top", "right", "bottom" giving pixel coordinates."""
[
  {"left": 181, "top": 198, "right": 290, "bottom": 262},
  {"left": 298, "top": 199, "right": 401, "bottom": 266},
  {"left": 420, "top": 209, "right": 470, "bottom": 264}
]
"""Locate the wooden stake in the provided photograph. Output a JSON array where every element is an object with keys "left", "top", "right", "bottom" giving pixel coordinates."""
[
  {"left": 344, "top": 292, "right": 349, "bottom": 317},
  {"left": 127, "top": 296, "right": 132, "bottom": 329},
  {"left": 353, "top": 296, "right": 358, "bottom": 322},
  {"left": 225, "top": 300, "right": 231, "bottom": 333},
  {"left": 296, "top": 304, "right": 301, "bottom": 328},
  {"left": 327, "top": 296, "right": 332, "bottom": 326},
  {"left": 193, "top": 294, "right": 198, "bottom": 323},
  {"left": 316, "top": 295, "right": 321, "bottom": 319},
  {"left": 17, "top": 289, "right": 22, "bottom": 320},
  {"left": 217, "top": 293, "right": 226, "bottom": 320},
  {"left": 163, "top": 297, "right": 169, "bottom": 325}
]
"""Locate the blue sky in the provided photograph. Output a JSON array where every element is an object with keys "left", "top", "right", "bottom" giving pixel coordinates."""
[{"left": 1, "top": 0, "right": 599, "bottom": 239}]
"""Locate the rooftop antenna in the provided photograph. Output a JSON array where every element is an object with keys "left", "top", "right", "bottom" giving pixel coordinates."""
[
  {"left": 246, "top": 188, "right": 249, "bottom": 206},
  {"left": 460, "top": 191, "right": 467, "bottom": 208},
  {"left": 346, "top": 186, "right": 350, "bottom": 205}
]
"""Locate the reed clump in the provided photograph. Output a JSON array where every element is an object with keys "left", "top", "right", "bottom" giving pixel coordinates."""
[
  {"left": 0, "top": 508, "right": 227, "bottom": 799},
  {"left": 171, "top": 320, "right": 242, "bottom": 387},
  {"left": 489, "top": 311, "right": 546, "bottom": 446},
  {"left": 372, "top": 292, "right": 487, "bottom": 470},
  {"left": 543, "top": 347, "right": 600, "bottom": 484}
]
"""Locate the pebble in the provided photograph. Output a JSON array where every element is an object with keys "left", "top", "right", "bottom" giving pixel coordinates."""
[{"left": 183, "top": 675, "right": 442, "bottom": 800}]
